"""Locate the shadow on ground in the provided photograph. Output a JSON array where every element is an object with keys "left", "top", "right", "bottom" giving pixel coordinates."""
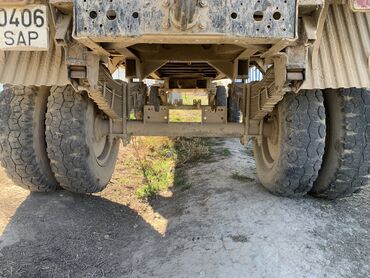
[{"left": 0, "top": 192, "right": 163, "bottom": 277}]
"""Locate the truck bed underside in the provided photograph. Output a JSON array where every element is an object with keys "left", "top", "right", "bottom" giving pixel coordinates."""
[{"left": 0, "top": 2, "right": 367, "bottom": 90}]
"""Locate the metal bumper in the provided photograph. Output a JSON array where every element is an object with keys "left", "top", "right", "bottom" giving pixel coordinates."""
[{"left": 74, "top": 0, "right": 297, "bottom": 44}]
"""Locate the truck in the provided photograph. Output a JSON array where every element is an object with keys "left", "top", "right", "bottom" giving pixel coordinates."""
[{"left": 0, "top": 0, "right": 369, "bottom": 199}]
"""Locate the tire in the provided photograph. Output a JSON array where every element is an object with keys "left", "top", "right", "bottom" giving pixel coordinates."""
[
  {"left": 311, "top": 88, "right": 370, "bottom": 199},
  {"left": 228, "top": 86, "right": 242, "bottom": 123},
  {"left": 128, "top": 82, "right": 147, "bottom": 120},
  {"left": 228, "top": 97, "right": 241, "bottom": 123},
  {"left": 216, "top": 86, "right": 227, "bottom": 107},
  {"left": 148, "top": 86, "right": 161, "bottom": 112},
  {"left": 254, "top": 90, "right": 326, "bottom": 197},
  {"left": 46, "top": 86, "right": 120, "bottom": 194},
  {"left": 0, "top": 86, "right": 58, "bottom": 192}
]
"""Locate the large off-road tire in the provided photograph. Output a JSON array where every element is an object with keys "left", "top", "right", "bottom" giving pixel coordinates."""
[
  {"left": 228, "top": 85, "right": 242, "bottom": 123},
  {"left": 148, "top": 86, "right": 161, "bottom": 112},
  {"left": 311, "top": 88, "right": 370, "bottom": 199},
  {"left": 46, "top": 86, "right": 120, "bottom": 194},
  {"left": 128, "top": 81, "right": 147, "bottom": 120},
  {"left": 0, "top": 86, "right": 58, "bottom": 192},
  {"left": 228, "top": 96, "right": 241, "bottom": 123},
  {"left": 254, "top": 90, "right": 326, "bottom": 197},
  {"left": 216, "top": 86, "right": 227, "bottom": 107}
]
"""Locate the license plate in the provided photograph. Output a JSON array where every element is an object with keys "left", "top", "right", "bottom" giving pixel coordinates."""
[
  {"left": 0, "top": 5, "right": 48, "bottom": 51},
  {"left": 352, "top": 0, "right": 370, "bottom": 11}
]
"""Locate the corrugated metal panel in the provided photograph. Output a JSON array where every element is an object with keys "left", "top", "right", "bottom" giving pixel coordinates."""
[
  {"left": 0, "top": 37, "right": 69, "bottom": 86},
  {"left": 302, "top": 4, "right": 370, "bottom": 89}
]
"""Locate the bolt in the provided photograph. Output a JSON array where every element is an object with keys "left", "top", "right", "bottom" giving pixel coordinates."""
[
  {"left": 199, "top": 0, "right": 207, "bottom": 7},
  {"left": 162, "top": 20, "right": 170, "bottom": 29}
]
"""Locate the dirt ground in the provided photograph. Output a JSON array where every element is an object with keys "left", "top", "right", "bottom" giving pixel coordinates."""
[{"left": 0, "top": 139, "right": 369, "bottom": 278}]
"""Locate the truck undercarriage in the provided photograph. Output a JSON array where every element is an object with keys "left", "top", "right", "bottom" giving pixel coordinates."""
[{"left": 0, "top": 0, "right": 369, "bottom": 199}]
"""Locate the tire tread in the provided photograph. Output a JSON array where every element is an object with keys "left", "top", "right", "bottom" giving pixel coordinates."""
[
  {"left": 46, "top": 86, "right": 102, "bottom": 193},
  {"left": 0, "top": 86, "right": 57, "bottom": 192},
  {"left": 256, "top": 90, "right": 326, "bottom": 197},
  {"left": 313, "top": 88, "right": 370, "bottom": 198}
]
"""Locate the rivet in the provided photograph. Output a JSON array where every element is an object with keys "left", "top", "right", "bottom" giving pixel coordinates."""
[
  {"left": 199, "top": 0, "right": 207, "bottom": 7},
  {"left": 162, "top": 21, "right": 170, "bottom": 29}
]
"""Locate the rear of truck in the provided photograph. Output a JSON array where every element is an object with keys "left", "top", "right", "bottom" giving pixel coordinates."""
[{"left": 0, "top": 0, "right": 369, "bottom": 200}]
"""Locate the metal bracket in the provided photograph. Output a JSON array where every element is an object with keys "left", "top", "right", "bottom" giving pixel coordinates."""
[
  {"left": 55, "top": 14, "right": 72, "bottom": 46},
  {"left": 249, "top": 53, "right": 288, "bottom": 120},
  {"left": 121, "top": 81, "right": 130, "bottom": 145},
  {"left": 202, "top": 107, "right": 227, "bottom": 124},
  {"left": 144, "top": 106, "right": 169, "bottom": 123}
]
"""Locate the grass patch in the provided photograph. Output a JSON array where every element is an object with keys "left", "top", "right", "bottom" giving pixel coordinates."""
[
  {"left": 220, "top": 148, "right": 232, "bottom": 157},
  {"left": 201, "top": 139, "right": 232, "bottom": 160},
  {"left": 169, "top": 109, "right": 202, "bottom": 123},
  {"left": 245, "top": 143, "right": 254, "bottom": 157},
  {"left": 231, "top": 172, "right": 254, "bottom": 182},
  {"left": 182, "top": 95, "right": 209, "bottom": 105},
  {"left": 173, "top": 169, "right": 192, "bottom": 192},
  {"left": 132, "top": 137, "right": 175, "bottom": 199},
  {"left": 135, "top": 159, "right": 175, "bottom": 199},
  {"left": 130, "top": 137, "right": 210, "bottom": 200},
  {"left": 118, "top": 136, "right": 230, "bottom": 200},
  {"left": 174, "top": 137, "right": 210, "bottom": 166}
]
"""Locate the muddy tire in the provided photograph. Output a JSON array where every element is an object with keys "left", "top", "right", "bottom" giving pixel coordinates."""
[
  {"left": 148, "top": 86, "right": 161, "bottom": 112},
  {"left": 216, "top": 86, "right": 227, "bottom": 107},
  {"left": 46, "top": 86, "right": 120, "bottom": 194},
  {"left": 0, "top": 86, "right": 58, "bottom": 192},
  {"left": 228, "top": 98, "right": 241, "bottom": 123},
  {"left": 254, "top": 90, "right": 326, "bottom": 197},
  {"left": 128, "top": 82, "right": 147, "bottom": 120},
  {"left": 311, "top": 88, "right": 370, "bottom": 199},
  {"left": 227, "top": 85, "right": 243, "bottom": 123}
]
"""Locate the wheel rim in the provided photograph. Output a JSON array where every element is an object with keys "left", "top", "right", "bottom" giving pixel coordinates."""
[
  {"left": 92, "top": 133, "right": 114, "bottom": 167},
  {"left": 259, "top": 110, "right": 280, "bottom": 169},
  {"left": 89, "top": 102, "right": 116, "bottom": 167}
]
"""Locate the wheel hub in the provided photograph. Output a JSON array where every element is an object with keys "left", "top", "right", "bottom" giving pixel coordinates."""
[
  {"left": 259, "top": 111, "right": 280, "bottom": 168},
  {"left": 92, "top": 112, "right": 114, "bottom": 167}
]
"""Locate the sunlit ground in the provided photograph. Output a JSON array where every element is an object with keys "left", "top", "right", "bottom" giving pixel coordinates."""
[
  {"left": 0, "top": 164, "right": 169, "bottom": 238},
  {"left": 0, "top": 174, "right": 29, "bottom": 235}
]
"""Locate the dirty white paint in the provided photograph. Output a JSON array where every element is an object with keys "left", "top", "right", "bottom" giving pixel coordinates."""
[{"left": 0, "top": 5, "right": 49, "bottom": 51}]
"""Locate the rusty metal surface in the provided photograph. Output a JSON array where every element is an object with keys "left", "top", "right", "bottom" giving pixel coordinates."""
[
  {"left": 144, "top": 106, "right": 169, "bottom": 123},
  {"left": 202, "top": 106, "right": 227, "bottom": 124},
  {"left": 171, "top": 0, "right": 198, "bottom": 31},
  {"left": 121, "top": 122, "right": 245, "bottom": 138},
  {"left": 303, "top": 4, "right": 370, "bottom": 90},
  {"left": 143, "top": 105, "right": 227, "bottom": 124},
  {"left": 86, "top": 65, "right": 126, "bottom": 120},
  {"left": 0, "top": 31, "right": 69, "bottom": 86},
  {"left": 74, "top": 0, "right": 297, "bottom": 43}
]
